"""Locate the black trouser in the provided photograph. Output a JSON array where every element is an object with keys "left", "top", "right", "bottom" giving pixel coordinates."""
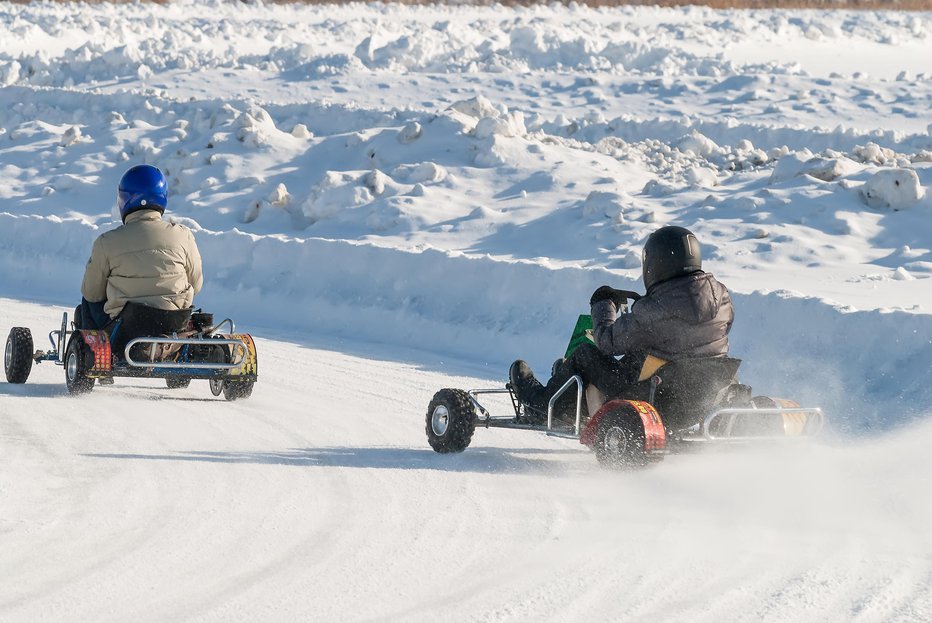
[
  {"left": 532, "top": 343, "right": 648, "bottom": 415},
  {"left": 74, "top": 298, "right": 111, "bottom": 331}
]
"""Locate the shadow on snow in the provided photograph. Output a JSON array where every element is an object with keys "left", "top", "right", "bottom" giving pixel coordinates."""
[{"left": 83, "top": 445, "right": 591, "bottom": 475}]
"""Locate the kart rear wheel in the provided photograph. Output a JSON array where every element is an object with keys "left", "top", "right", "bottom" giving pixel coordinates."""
[
  {"left": 209, "top": 378, "right": 224, "bottom": 397},
  {"left": 426, "top": 388, "right": 476, "bottom": 454},
  {"left": 166, "top": 377, "right": 191, "bottom": 390},
  {"left": 5, "top": 327, "right": 33, "bottom": 384},
  {"left": 223, "top": 380, "right": 254, "bottom": 401},
  {"left": 64, "top": 335, "right": 94, "bottom": 395},
  {"left": 594, "top": 405, "right": 650, "bottom": 470}
]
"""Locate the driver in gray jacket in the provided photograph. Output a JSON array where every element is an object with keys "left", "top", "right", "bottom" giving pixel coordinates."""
[{"left": 509, "top": 226, "right": 734, "bottom": 421}]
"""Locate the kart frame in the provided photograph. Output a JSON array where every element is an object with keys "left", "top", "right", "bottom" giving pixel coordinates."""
[
  {"left": 464, "top": 375, "right": 825, "bottom": 446},
  {"left": 32, "top": 311, "right": 254, "bottom": 381}
]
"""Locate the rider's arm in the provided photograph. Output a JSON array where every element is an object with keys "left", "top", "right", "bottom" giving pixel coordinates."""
[
  {"left": 591, "top": 298, "right": 651, "bottom": 356},
  {"left": 185, "top": 230, "right": 204, "bottom": 295},
  {"left": 80, "top": 236, "right": 109, "bottom": 303}
]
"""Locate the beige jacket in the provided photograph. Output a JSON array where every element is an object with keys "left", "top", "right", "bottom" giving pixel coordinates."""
[{"left": 81, "top": 210, "right": 203, "bottom": 318}]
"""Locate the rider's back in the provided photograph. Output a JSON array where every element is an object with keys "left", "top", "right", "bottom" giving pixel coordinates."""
[{"left": 81, "top": 210, "right": 202, "bottom": 319}]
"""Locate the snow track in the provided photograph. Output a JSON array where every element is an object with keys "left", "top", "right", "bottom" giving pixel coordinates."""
[{"left": 2, "top": 298, "right": 930, "bottom": 622}]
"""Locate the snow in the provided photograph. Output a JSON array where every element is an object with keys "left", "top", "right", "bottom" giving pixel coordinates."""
[
  {"left": 3, "top": 297, "right": 931, "bottom": 622},
  {"left": 1, "top": 1, "right": 931, "bottom": 620}
]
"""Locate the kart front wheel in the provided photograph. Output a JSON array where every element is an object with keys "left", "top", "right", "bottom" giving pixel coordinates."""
[
  {"left": 5, "top": 327, "right": 33, "bottom": 384},
  {"left": 64, "top": 335, "right": 95, "bottom": 395},
  {"left": 426, "top": 388, "right": 476, "bottom": 454}
]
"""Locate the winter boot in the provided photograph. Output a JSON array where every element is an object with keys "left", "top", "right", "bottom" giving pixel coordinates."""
[
  {"left": 508, "top": 360, "right": 548, "bottom": 424},
  {"left": 551, "top": 357, "right": 565, "bottom": 377}
]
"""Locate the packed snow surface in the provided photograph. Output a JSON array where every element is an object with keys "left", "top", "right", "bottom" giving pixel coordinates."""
[{"left": 0, "top": 2, "right": 931, "bottom": 621}]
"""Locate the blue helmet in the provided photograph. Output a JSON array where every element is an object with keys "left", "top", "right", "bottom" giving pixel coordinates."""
[{"left": 118, "top": 165, "right": 167, "bottom": 222}]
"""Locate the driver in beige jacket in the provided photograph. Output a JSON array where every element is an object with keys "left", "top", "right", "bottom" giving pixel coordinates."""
[{"left": 79, "top": 165, "right": 202, "bottom": 328}]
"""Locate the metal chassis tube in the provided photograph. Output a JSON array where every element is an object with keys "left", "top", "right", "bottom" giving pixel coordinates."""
[
  {"left": 124, "top": 337, "right": 248, "bottom": 370},
  {"left": 547, "top": 375, "right": 584, "bottom": 436},
  {"left": 696, "top": 407, "right": 825, "bottom": 441},
  {"left": 37, "top": 312, "right": 71, "bottom": 365},
  {"left": 466, "top": 375, "right": 585, "bottom": 438}
]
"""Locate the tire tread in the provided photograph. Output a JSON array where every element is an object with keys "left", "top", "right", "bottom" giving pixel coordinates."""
[
  {"left": 5, "top": 327, "right": 34, "bottom": 384},
  {"left": 426, "top": 388, "right": 477, "bottom": 454}
]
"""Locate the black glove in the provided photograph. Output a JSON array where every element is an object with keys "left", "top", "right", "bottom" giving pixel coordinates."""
[{"left": 589, "top": 286, "right": 642, "bottom": 307}]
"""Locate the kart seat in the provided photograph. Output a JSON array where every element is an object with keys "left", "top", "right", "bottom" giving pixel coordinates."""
[
  {"left": 110, "top": 302, "right": 192, "bottom": 358},
  {"left": 649, "top": 357, "right": 742, "bottom": 431}
]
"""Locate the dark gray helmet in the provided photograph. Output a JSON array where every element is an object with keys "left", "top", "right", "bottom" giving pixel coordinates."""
[{"left": 642, "top": 225, "right": 702, "bottom": 290}]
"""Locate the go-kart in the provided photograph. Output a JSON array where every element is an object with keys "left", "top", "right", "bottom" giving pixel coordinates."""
[
  {"left": 4, "top": 302, "right": 258, "bottom": 400},
  {"left": 425, "top": 313, "right": 824, "bottom": 469}
]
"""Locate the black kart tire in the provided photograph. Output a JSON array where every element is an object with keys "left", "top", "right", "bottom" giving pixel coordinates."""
[
  {"left": 223, "top": 380, "right": 254, "bottom": 401},
  {"left": 166, "top": 377, "right": 191, "bottom": 390},
  {"left": 5, "top": 327, "right": 34, "bottom": 384},
  {"left": 64, "top": 334, "right": 95, "bottom": 395},
  {"left": 426, "top": 388, "right": 477, "bottom": 454},
  {"left": 594, "top": 405, "right": 651, "bottom": 470}
]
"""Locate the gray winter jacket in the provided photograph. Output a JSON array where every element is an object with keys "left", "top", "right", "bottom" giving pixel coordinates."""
[{"left": 591, "top": 272, "right": 734, "bottom": 360}]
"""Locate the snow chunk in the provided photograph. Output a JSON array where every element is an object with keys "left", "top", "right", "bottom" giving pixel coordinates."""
[
  {"left": 267, "top": 183, "right": 291, "bottom": 208},
  {"left": 0, "top": 60, "right": 20, "bottom": 86},
  {"left": 582, "top": 191, "right": 626, "bottom": 221},
  {"left": 301, "top": 171, "right": 374, "bottom": 223},
  {"left": 473, "top": 111, "right": 526, "bottom": 139},
  {"left": 768, "top": 151, "right": 860, "bottom": 184},
  {"left": 365, "top": 170, "right": 388, "bottom": 196},
  {"left": 398, "top": 122, "right": 422, "bottom": 144},
  {"left": 291, "top": 124, "right": 312, "bottom": 139},
  {"left": 642, "top": 179, "right": 676, "bottom": 196},
  {"left": 675, "top": 131, "right": 720, "bottom": 158},
  {"left": 393, "top": 162, "right": 447, "bottom": 184},
  {"left": 447, "top": 96, "right": 525, "bottom": 139},
  {"left": 853, "top": 142, "right": 896, "bottom": 166},
  {"left": 810, "top": 158, "right": 861, "bottom": 182},
  {"left": 685, "top": 167, "right": 718, "bottom": 188},
  {"left": 60, "top": 126, "right": 82, "bottom": 147},
  {"left": 893, "top": 267, "right": 915, "bottom": 281},
  {"left": 860, "top": 169, "right": 925, "bottom": 210},
  {"left": 449, "top": 95, "right": 500, "bottom": 121},
  {"left": 236, "top": 106, "right": 287, "bottom": 148}
]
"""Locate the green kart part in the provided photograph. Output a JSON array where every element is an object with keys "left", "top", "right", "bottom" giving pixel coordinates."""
[{"left": 563, "top": 314, "right": 594, "bottom": 359}]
